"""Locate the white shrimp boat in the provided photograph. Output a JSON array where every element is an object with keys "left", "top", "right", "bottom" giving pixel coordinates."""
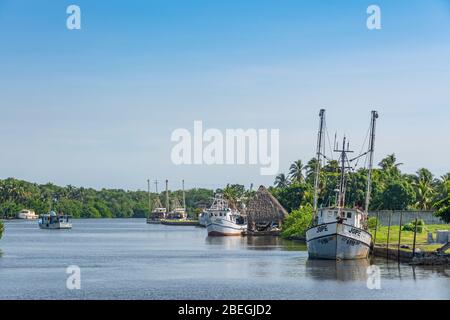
[
  {"left": 205, "top": 195, "right": 247, "bottom": 236},
  {"left": 147, "top": 198, "right": 167, "bottom": 224},
  {"left": 306, "top": 110, "right": 378, "bottom": 260},
  {"left": 38, "top": 211, "right": 72, "bottom": 229},
  {"left": 306, "top": 207, "right": 372, "bottom": 259}
]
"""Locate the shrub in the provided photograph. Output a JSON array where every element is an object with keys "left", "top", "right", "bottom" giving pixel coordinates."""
[
  {"left": 401, "top": 219, "right": 425, "bottom": 233},
  {"left": 368, "top": 217, "right": 379, "bottom": 230},
  {"left": 281, "top": 204, "right": 313, "bottom": 239}
]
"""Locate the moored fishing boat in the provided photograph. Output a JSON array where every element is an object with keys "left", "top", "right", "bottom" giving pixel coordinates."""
[
  {"left": 205, "top": 194, "right": 247, "bottom": 236},
  {"left": 147, "top": 200, "right": 167, "bottom": 224},
  {"left": 306, "top": 109, "right": 378, "bottom": 260}
]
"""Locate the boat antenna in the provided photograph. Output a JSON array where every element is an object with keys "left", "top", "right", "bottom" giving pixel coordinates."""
[
  {"left": 364, "top": 110, "right": 379, "bottom": 213},
  {"left": 313, "top": 109, "right": 326, "bottom": 213}
]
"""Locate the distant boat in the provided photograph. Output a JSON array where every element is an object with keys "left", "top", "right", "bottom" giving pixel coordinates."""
[
  {"left": 306, "top": 110, "right": 378, "bottom": 260},
  {"left": 38, "top": 211, "right": 72, "bottom": 229},
  {"left": 166, "top": 198, "right": 187, "bottom": 220},
  {"left": 161, "top": 198, "right": 197, "bottom": 226},
  {"left": 205, "top": 194, "right": 247, "bottom": 236},
  {"left": 17, "top": 209, "right": 38, "bottom": 220},
  {"left": 147, "top": 198, "right": 167, "bottom": 224}
]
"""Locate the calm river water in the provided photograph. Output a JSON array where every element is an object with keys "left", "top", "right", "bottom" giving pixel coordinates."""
[{"left": 0, "top": 219, "right": 448, "bottom": 300}]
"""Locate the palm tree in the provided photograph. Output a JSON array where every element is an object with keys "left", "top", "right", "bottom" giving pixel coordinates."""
[
  {"left": 414, "top": 179, "right": 434, "bottom": 210},
  {"left": 289, "top": 160, "right": 305, "bottom": 184},
  {"left": 416, "top": 168, "right": 434, "bottom": 185},
  {"left": 413, "top": 168, "right": 435, "bottom": 210},
  {"left": 274, "top": 173, "right": 290, "bottom": 188},
  {"left": 438, "top": 174, "right": 449, "bottom": 196},
  {"left": 323, "top": 160, "right": 339, "bottom": 173},
  {"left": 378, "top": 154, "right": 403, "bottom": 177},
  {"left": 305, "top": 158, "right": 319, "bottom": 183}
]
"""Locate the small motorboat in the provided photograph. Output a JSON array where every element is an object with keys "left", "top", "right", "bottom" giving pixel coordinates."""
[{"left": 38, "top": 211, "right": 72, "bottom": 229}]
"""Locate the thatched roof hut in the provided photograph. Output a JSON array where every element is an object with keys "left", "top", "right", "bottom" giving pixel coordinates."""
[{"left": 246, "top": 186, "right": 288, "bottom": 231}]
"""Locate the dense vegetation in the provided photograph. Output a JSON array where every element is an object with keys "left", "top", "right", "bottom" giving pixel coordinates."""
[
  {"left": 272, "top": 154, "right": 449, "bottom": 239},
  {"left": 0, "top": 154, "right": 448, "bottom": 227},
  {"left": 271, "top": 154, "right": 449, "bottom": 223},
  {"left": 281, "top": 205, "right": 313, "bottom": 239},
  {"left": 0, "top": 220, "right": 3, "bottom": 239},
  {"left": 0, "top": 178, "right": 213, "bottom": 219}
]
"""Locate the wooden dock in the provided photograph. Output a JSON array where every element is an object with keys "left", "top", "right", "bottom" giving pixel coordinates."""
[{"left": 160, "top": 219, "right": 199, "bottom": 226}]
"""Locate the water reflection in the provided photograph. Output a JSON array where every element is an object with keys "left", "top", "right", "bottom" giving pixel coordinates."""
[
  {"left": 306, "top": 259, "right": 370, "bottom": 282},
  {"left": 205, "top": 236, "right": 245, "bottom": 249},
  {"left": 205, "top": 235, "right": 307, "bottom": 251}
]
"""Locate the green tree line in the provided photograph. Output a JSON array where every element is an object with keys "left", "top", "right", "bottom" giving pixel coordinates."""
[{"left": 0, "top": 178, "right": 213, "bottom": 219}]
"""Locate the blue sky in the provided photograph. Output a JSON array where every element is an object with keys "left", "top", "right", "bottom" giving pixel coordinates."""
[{"left": 0, "top": 0, "right": 449, "bottom": 190}]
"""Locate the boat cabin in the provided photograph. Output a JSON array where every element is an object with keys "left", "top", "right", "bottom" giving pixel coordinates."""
[
  {"left": 149, "top": 207, "right": 167, "bottom": 220},
  {"left": 208, "top": 209, "right": 245, "bottom": 225},
  {"left": 40, "top": 212, "right": 72, "bottom": 225},
  {"left": 317, "top": 207, "right": 364, "bottom": 228},
  {"left": 166, "top": 207, "right": 187, "bottom": 220},
  {"left": 39, "top": 211, "right": 72, "bottom": 229}
]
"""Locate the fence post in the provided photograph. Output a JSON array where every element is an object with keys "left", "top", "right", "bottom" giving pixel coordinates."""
[
  {"left": 412, "top": 217, "right": 418, "bottom": 257},
  {"left": 373, "top": 211, "right": 379, "bottom": 245},
  {"left": 397, "top": 211, "right": 403, "bottom": 261},
  {"left": 386, "top": 211, "right": 392, "bottom": 259}
]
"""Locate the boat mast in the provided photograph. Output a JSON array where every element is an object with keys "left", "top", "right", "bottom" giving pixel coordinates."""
[
  {"left": 333, "top": 136, "right": 354, "bottom": 212},
  {"left": 336, "top": 137, "right": 348, "bottom": 210},
  {"left": 364, "top": 110, "right": 378, "bottom": 213},
  {"left": 313, "top": 109, "right": 326, "bottom": 213},
  {"left": 182, "top": 179, "right": 186, "bottom": 211},
  {"left": 165, "top": 179, "right": 169, "bottom": 214},
  {"left": 147, "top": 179, "right": 151, "bottom": 217}
]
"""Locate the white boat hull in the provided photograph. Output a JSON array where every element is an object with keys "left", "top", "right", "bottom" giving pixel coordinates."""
[
  {"left": 306, "top": 222, "right": 372, "bottom": 260},
  {"left": 206, "top": 218, "right": 246, "bottom": 236},
  {"left": 39, "top": 222, "right": 72, "bottom": 229}
]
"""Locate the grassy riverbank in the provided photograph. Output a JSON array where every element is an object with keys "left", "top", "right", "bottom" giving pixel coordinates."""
[{"left": 370, "top": 224, "right": 450, "bottom": 253}]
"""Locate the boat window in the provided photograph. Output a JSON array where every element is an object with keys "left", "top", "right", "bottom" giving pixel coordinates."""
[{"left": 347, "top": 212, "right": 352, "bottom": 219}]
